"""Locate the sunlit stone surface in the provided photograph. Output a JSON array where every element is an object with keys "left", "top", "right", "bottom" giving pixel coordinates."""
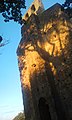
[{"left": 17, "top": 2, "right": 72, "bottom": 120}]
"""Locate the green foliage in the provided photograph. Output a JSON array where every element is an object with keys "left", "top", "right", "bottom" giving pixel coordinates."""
[
  {"left": 63, "top": 0, "right": 72, "bottom": 7},
  {"left": 13, "top": 112, "right": 25, "bottom": 120},
  {"left": 62, "top": 0, "right": 72, "bottom": 18},
  {"left": 0, "top": 0, "right": 26, "bottom": 24}
]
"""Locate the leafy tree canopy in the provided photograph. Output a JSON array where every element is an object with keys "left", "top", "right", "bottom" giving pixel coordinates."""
[
  {"left": 63, "top": 0, "right": 72, "bottom": 7},
  {"left": 0, "top": 0, "right": 26, "bottom": 24},
  {"left": 13, "top": 112, "right": 25, "bottom": 120},
  {"left": 0, "top": 0, "right": 26, "bottom": 46},
  {"left": 62, "top": 0, "right": 72, "bottom": 18}
]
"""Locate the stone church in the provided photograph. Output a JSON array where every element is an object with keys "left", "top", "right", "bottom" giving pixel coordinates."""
[{"left": 17, "top": 0, "right": 72, "bottom": 120}]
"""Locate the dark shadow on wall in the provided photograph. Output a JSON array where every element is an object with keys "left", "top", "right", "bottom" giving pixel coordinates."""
[
  {"left": 38, "top": 97, "right": 51, "bottom": 120},
  {"left": 45, "top": 62, "right": 66, "bottom": 120}
]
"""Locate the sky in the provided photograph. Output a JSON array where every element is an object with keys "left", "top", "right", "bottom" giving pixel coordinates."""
[{"left": 0, "top": 0, "right": 64, "bottom": 120}]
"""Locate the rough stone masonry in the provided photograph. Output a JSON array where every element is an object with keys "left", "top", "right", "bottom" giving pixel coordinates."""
[{"left": 17, "top": 0, "right": 72, "bottom": 120}]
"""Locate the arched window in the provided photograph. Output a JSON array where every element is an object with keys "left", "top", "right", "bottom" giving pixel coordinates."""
[
  {"left": 31, "top": 4, "right": 36, "bottom": 12},
  {"left": 38, "top": 97, "right": 51, "bottom": 120},
  {"left": 25, "top": 13, "right": 29, "bottom": 18}
]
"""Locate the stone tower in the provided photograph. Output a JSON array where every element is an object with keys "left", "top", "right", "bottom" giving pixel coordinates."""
[
  {"left": 17, "top": 1, "right": 72, "bottom": 120},
  {"left": 22, "top": 0, "right": 44, "bottom": 21}
]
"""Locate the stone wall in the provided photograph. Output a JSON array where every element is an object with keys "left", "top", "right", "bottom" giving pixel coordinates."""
[{"left": 17, "top": 3, "right": 72, "bottom": 120}]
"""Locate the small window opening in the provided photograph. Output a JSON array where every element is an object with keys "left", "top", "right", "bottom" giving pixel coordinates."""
[
  {"left": 69, "top": 73, "right": 72, "bottom": 77},
  {"left": 63, "top": 58, "right": 66, "bottom": 62},
  {"left": 37, "top": 88, "right": 39, "bottom": 92},
  {"left": 25, "top": 13, "right": 29, "bottom": 18},
  {"left": 25, "top": 67, "right": 27, "bottom": 70},
  {"left": 54, "top": 35, "right": 56, "bottom": 38},
  {"left": 44, "top": 32, "right": 46, "bottom": 34},
  {"left": 31, "top": 4, "right": 36, "bottom": 12},
  {"left": 32, "top": 64, "right": 36, "bottom": 67}
]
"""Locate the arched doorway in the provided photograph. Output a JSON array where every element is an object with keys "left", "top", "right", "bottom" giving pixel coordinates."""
[{"left": 38, "top": 97, "right": 51, "bottom": 120}]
